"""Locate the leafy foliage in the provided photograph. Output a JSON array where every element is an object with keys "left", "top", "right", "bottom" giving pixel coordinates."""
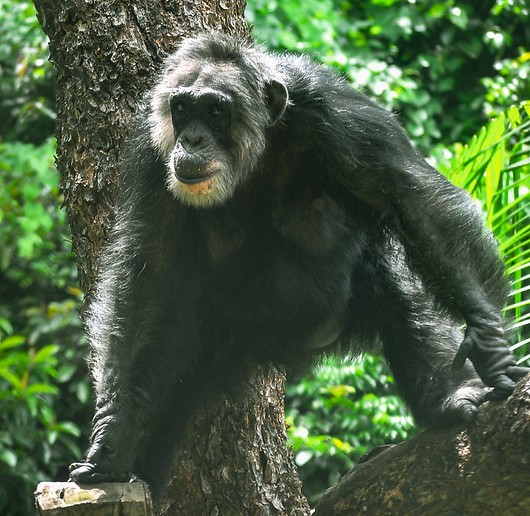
[
  {"left": 247, "top": 0, "right": 530, "bottom": 150},
  {"left": 483, "top": 52, "right": 530, "bottom": 116},
  {"left": 0, "top": 0, "right": 54, "bottom": 143},
  {"left": 0, "top": 140, "right": 88, "bottom": 515},
  {"left": 0, "top": 332, "right": 79, "bottom": 515},
  {"left": 285, "top": 355, "right": 415, "bottom": 504}
]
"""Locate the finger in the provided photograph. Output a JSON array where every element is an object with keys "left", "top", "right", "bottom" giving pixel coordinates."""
[
  {"left": 484, "top": 375, "right": 516, "bottom": 400},
  {"left": 506, "top": 365, "right": 530, "bottom": 381},
  {"left": 453, "top": 338, "right": 474, "bottom": 370}
]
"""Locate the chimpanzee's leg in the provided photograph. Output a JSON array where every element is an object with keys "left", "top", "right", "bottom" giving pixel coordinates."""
[
  {"left": 381, "top": 309, "right": 491, "bottom": 427},
  {"left": 69, "top": 320, "right": 199, "bottom": 484}
]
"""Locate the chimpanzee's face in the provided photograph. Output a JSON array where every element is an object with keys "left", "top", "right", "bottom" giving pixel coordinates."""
[{"left": 148, "top": 57, "right": 288, "bottom": 208}]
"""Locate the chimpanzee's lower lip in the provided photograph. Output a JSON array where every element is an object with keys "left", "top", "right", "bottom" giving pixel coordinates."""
[{"left": 175, "top": 172, "right": 216, "bottom": 185}]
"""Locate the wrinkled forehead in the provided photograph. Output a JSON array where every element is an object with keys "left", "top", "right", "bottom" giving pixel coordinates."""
[{"left": 161, "top": 59, "right": 249, "bottom": 97}]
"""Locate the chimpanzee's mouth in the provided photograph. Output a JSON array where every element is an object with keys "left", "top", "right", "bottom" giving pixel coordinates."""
[{"left": 175, "top": 173, "right": 213, "bottom": 184}]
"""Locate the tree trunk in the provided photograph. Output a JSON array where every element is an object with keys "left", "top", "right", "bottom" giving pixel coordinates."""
[
  {"left": 32, "top": 0, "right": 310, "bottom": 513},
  {"left": 162, "top": 366, "right": 308, "bottom": 515}
]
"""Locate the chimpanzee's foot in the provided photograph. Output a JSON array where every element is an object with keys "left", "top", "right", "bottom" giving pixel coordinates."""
[
  {"left": 69, "top": 409, "right": 137, "bottom": 484},
  {"left": 69, "top": 461, "right": 133, "bottom": 483},
  {"left": 437, "top": 380, "right": 492, "bottom": 424},
  {"left": 413, "top": 375, "right": 494, "bottom": 428}
]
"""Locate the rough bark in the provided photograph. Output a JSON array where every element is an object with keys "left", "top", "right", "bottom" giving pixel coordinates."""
[
  {"left": 32, "top": 1, "right": 310, "bottom": 514},
  {"left": 314, "top": 373, "right": 530, "bottom": 515}
]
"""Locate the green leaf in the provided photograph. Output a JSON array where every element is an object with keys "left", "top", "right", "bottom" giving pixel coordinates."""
[
  {"left": 53, "top": 421, "right": 81, "bottom": 437},
  {"left": 0, "top": 449, "right": 17, "bottom": 468},
  {"left": 327, "top": 385, "right": 356, "bottom": 398},
  {"left": 449, "top": 7, "right": 469, "bottom": 29},
  {"left": 0, "top": 335, "right": 25, "bottom": 350},
  {"left": 0, "top": 369, "right": 23, "bottom": 389},
  {"left": 25, "top": 383, "right": 58, "bottom": 395},
  {"left": 33, "top": 344, "right": 59, "bottom": 364}
]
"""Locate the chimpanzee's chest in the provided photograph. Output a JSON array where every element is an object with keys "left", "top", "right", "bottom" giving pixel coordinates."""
[
  {"left": 202, "top": 193, "right": 353, "bottom": 260},
  {"left": 194, "top": 191, "right": 365, "bottom": 346}
]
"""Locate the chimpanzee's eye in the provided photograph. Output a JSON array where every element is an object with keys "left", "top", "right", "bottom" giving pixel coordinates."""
[
  {"left": 210, "top": 105, "right": 223, "bottom": 118},
  {"left": 170, "top": 95, "right": 187, "bottom": 115}
]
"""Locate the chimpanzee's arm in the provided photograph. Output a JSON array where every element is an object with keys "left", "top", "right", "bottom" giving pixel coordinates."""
[{"left": 327, "top": 92, "right": 528, "bottom": 394}]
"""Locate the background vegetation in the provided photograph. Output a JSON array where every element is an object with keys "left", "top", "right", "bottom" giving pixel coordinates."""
[{"left": 0, "top": 0, "right": 528, "bottom": 512}]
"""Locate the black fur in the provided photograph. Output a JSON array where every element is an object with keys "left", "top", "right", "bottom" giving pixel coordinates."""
[{"left": 69, "top": 33, "right": 528, "bottom": 500}]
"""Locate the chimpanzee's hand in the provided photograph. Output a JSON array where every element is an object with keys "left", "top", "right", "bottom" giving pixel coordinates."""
[
  {"left": 453, "top": 313, "right": 529, "bottom": 398},
  {"left": 69, "top": 408, "right": 136, "bottom": 484}
]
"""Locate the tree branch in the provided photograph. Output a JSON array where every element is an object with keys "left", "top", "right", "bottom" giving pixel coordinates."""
[{"left": 314, "top": 374, "right": 530, "bottom": 515}]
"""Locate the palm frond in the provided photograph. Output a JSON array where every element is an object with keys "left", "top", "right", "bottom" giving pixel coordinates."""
[{"left": 447, "top": 102, "right": 530, "bottom": 363}]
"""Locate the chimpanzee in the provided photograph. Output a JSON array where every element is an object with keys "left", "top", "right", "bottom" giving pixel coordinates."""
[{"left": 69, "top": 32, "right": 528, "bottom": 500}]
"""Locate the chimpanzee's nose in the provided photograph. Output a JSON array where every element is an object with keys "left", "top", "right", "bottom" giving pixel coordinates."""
[{"left": 180, "top": 127, "right": 204, "bottom": 151}]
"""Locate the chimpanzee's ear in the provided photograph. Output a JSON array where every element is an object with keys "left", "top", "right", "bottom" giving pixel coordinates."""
[{"left": 265, "top": 79, "right": 288, "bottom": 126}]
